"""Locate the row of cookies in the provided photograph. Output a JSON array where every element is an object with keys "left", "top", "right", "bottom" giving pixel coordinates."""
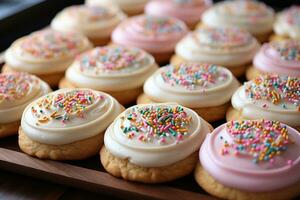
[
  {"left": 3, "top": 1, "right": 300, "bottom": 85},
  {"left": 0, "top": 72, "right": 299, "bottom": 200},
  {"left": 0, "top": 1, "right": 299, "bottom": 200}
]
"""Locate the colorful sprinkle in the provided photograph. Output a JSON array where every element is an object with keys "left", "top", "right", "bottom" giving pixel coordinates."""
[
  {"left": 161, "top": 63, "right": 229, "bottom": 90},
  {"left": 223, "top": 120, "right": 292, "bottom": 165},
  {"left": 79, "top": 46, "right": 148, "bottom": 74},
  {"left": 196, "top": 27, "right": 252, "bottom": 47},
  {"left": 120, "top": 105, "right": 192, "bottom": 144},
  {"left": 0, "top": 73, "right": 37, "bottom": 101},
  {"left": 138, "top": 15, "right": 186, "bottom": 36},
  {"left": 31, "top": 90, "right": 103, "bottom": 124},
  {"left": 245, "top": 75, "right": 299, "bottom": 107},
  {"left": 271, "top": 40, "right": 300, "bottom": 62},
  {"left": 20, "top": 29, "right": 85, "bottom": 59}
]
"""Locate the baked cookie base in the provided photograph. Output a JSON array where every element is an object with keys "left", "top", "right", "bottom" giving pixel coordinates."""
[
  {"left": 18, "top": 127, "right": 104, "bottom": 160},
  {"left": 0, "top": 121, "right": 20, "bottom": 138},
  {"left": 59, "top": 78, "right": 142, "bottom": 105},
  {"left": 2, "top": 64, "right": 63, "bottom": 87},
  {"left": 151, "top": 51, "right": 174, "bottom": 65},
  {"left": 269, "top": 34, "right": 291, "bottom": 42},
  {"left": 170, "top": 55, "right": 247, "bottom": 77},
  {"left": 137, "top": 93, "right": 230, "bottom": 122},
  {"left": 226, "top": 106, "right": 300, "bottom": 131},
  {"left": 89, "top": 36, "right": 110, "bottom": 46},
  {"left": 100, "top": 146, "right": 198, "bottom": 183},
  {"left": 194, "top": 163, "right": 300, "bottom": 200},
  {"left": 245, "top": 65, "right": 264, "bottom": 80}
]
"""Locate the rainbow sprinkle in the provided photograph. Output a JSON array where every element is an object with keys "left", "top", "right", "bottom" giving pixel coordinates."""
[
  {"left": 161, "top": 63, "right": 229, "bottom": 90},
  {"left": 121, "top": 105, "right": 192, "bottom": 144},
  {"left": 20, "top": 29, "right": 84, "bottom": 59},
  {"left": 32, "top": 90, "right": 103, "bottom": 125},
  {"left": 139, "top": 15, "right": 186, "bottom": 36},
  {"left": 196, "top": 27, "right": 252, "bottom": 47},
  {"left": 0, "top": 73, "right": 37, "bottom": 101},
  {"left": 79, "top": 46, "right": 147, "bottom": 74},
  {"left": 245, "top": 75, "right": 299, "bottom": 107},
  {"left": 271, "top": 41, "right": 300, "bottom": 61},
  {"left": 283, "top": 6, "right": 300, "bottom": 27},
  {"left": 222, "top": 120, "right": 292, "bottom": 165}
]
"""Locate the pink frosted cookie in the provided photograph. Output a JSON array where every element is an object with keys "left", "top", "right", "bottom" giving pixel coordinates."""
[
  {"left": 247, "top": 40, "right": 300, "bottom": 80},
  {"left": 195, "top": 119, "right": 300, "bottom": 200},
  {"left": 112, "top": 15, "right": 188, "bottom": 64},
  {"left": 145, "top": 0, "right": 212, "bottom": 29}
]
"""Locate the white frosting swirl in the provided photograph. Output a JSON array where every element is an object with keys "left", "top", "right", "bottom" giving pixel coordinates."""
[
  {"left": 104, "top": 103, "right": 211, "bottom": 167},
  {"left": 5, "top": 29, "right": 92, "bottom": 74},
  {"left": 51, "top": 5, "right": 126, "bottom": 39},
  {"left": 231, "top": 75, "right": 300, "bottom": 127},
  {"left": 202, "top": 0, "right": 274, "bottom": 35},
  {"left": 144, "top": 64, "right": 239, "bottom": 107},
  {"left": 175, "top": 27, "right": 260, "bottom": 67},
  {"left": 274, "top": 6, "right": 300, "bottom": 40},
  {"left": 65, "top": 46, "right": 158, "bottom": 91},
  {"left": 0, "top": 73, "right": 51, "bottom": 123},
  {"left": 21, "top": 88, "right": 123, "bottom": 145}
]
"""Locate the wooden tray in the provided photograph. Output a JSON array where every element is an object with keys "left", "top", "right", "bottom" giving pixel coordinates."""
[{"left": 0, "top": 135, "right": 217, "bottom": 200}]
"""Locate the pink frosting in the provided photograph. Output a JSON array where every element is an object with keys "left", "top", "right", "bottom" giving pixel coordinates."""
[
  {"left": 145, "top": 0, "right": 212, "bottom": 25},
  {"left": 112, "top": 15, "right": 188, "bottom": 53},
  {"left": 254, "top": 41, "right": 300, "bottom": 77},
  {"left": 200, "top": 120, "right": 300, "bottom": 192}
]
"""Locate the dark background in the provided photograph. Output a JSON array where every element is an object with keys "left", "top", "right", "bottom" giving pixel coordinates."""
[{"left": 0, "top": 0, "right": 299, "bottom": 51}]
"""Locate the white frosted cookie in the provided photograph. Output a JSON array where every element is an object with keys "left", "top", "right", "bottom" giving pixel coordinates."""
[
  {"left": 202, "top": 0, "right": 274, "bottom": 42},
  {"left": 138, "top": 63, "right": 239, "bottom": 122},
  {"left": 60, "top": 45, "right": 158, "bottom": 105},
  {"left": 274, "top": 6, "right": 300, "bottom": 40},
  {"left": 172, "top": 26, "right": 260, "bottom": 76},
  {"left": 19, "top": 88, "right": 123, "bottom": 160},
  {"left": 0, "top": 72, "right": 51, "bottom": 137},
  {"left": 228, "top": 75, "right": 300, "bottom": 129},
  {"left": 4, "top": 29, "right": 92, "bottom": 86},
  {"left": 101, "top": 103, "right": 211, "bottom": 183},
  {"left": 51, "top": 5, "right": 126, "bottom": 45}
]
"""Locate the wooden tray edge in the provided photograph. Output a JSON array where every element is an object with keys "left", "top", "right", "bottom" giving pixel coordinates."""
[{"left": 0, "top": 147, "right": 215, "bottom": 200}]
